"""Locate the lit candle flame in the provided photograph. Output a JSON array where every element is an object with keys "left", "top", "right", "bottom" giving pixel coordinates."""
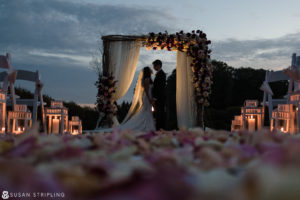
[
  {"left": 281, "top": 127, "right": 284, "bottom": 132},
  {"left": 151, "top": 106, "right": 154, "bottom": 112},
  {"left": 71, "top": 129, "right": 79, "bottom": 135}
]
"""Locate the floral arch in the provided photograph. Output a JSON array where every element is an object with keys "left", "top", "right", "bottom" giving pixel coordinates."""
[{"left": 96, "top": 30, "right": 212, "bottom": 129}]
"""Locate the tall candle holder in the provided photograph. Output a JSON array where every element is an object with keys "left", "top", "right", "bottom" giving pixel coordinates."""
[
  {"left": 45, "top": 101, "right": 68, "bottom": 134},
  {"left": 69, "top": 116, "right": 82, "bottom": 135},
  {"left": 271, "top": 104, "right": 296, "bottom": 134},
  {"left": 231, "top": 100, "right": 264, "bottom": 132},
  {"left": 7, "top": 105, "right": 32, "bottom": 134}
]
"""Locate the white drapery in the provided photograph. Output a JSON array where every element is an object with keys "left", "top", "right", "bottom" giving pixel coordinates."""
[
  {"left": 103, "top": 40, "right": 141, "bottom": 125},
  {"left": 176, "top": 51, "right": 197, "bottom": 129},
  {"left": 105, "top": 40, "right": 141, "bottom": 100},
  {"left": 121, "top": 70, "right": 144, "bottom": 124}
]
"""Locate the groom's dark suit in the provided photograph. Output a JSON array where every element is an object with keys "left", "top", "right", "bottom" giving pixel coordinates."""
[{"left": 153, "top": 69, "right": 166, "bottom": 130}]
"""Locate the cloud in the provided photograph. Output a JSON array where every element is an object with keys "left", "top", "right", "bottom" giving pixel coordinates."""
[
  {"left": 0, "top": 0, "right": 174, "bottom": 103},
  {"left": 211, "top": 32, "right": 300, "bottom": 70},
  {"left": 0, "top": 0, "right": 173, "bottom": 52},
  {"left": 138, "top": 49, "right": 176, "bottom": 72}
]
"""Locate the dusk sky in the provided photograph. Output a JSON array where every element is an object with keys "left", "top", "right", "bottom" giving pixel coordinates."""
[{"left": 1, "top": 0, "right": 300, "bottom": 104}]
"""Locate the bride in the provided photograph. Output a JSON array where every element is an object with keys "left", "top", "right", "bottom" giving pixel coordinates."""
[{"left": 102, "top": 67, "right": 156, "bottom": 132}]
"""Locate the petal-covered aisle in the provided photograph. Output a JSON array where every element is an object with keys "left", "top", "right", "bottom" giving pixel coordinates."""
[{"left": 1, "top": 128, "right": 300, "bottom": 200}]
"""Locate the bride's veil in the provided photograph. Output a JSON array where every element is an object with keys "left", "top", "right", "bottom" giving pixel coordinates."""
[{"left": 121, "top": 70, "right": 144, "bottom": 124}]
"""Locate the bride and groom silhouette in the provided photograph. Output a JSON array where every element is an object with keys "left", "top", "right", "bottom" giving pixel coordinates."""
[{"left": 112, "top": 59, "right": 166, "bottom": 132}]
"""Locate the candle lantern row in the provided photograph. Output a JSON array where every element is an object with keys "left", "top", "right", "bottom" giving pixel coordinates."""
[
  {"left": 0, "top": 89, "right": 6, "bottom": 133},
  {"left": 45, "top": 101, "right": 68, "bottom": 134},
  {"left": 7, "top": 104, "right": 32, "bottom": 134},
  {"left": 69, "top": 116, "right": 82, "bottom": 135},
  {"left": 231, "top": 100, "right": 264, "bottom": 132}
]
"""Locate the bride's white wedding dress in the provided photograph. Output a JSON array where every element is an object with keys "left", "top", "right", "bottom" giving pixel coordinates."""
[
  {"left": 118, "top": 84, "right": 155, "bottom": 132},
  {"left": 100, "top": 70, "right": 156, "bottom": 132}
]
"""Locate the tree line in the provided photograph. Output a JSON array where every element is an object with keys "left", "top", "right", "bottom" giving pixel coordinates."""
[{"left": 162, "top": 60, "right": 288, "bottom": 130}]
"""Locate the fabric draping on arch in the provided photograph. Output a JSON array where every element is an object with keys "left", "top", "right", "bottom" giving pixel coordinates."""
[
  {"left": 102, "top": 40, "right": 141, "bottom": 125},
  {"left": 176, "top": 51, "right": 197, "bottom": 129},
  {"left": 121, "top": 70, "right": 144, "bottom": 124}
]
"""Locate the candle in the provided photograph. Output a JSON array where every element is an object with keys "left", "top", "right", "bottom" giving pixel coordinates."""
[
  {"left": 248, "top": 116, "right": 255, "bottom": 132},
  {"left": 52, "top": 117, "right": 59, "bottom": 133},
  {"left": 151, "top": 106, "right": 154, "bottom": 112},
  {"left": 72, "top": 129, "right": 79, "bottom": 135},
  {"left": 15, "top": 127, "right": 24, "bottom": 134}
]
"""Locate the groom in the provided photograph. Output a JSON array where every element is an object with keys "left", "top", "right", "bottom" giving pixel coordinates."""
[{"left": 152, "top": 59, "right": 166, "bottom": 130}]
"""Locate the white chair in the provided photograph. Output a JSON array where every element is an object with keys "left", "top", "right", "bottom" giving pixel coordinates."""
[
  {"left": 261, "top": 70, "right": 290, "bottom": 122},
  {"left": 0, "top": 69, "right": 46, "bottom": 131},
  {"left": 0, "top": 53, "right": 46, "bottom": 131},
  {"left": 13, "top": 70, "right": 46, "bottom": 129},
  {"left": 0, "top": 53, "right": 16, "bottom": 110}
]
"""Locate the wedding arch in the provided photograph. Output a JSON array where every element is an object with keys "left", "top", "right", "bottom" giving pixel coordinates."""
[{"left": 96, "top": 30, "right": 212, "bottom": 129}]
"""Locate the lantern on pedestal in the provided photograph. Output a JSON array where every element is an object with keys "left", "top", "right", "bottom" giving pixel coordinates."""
[
  {"left": 271, "top": 104, "right": 296, "bottom": 134},
  {"left": 230, "top": 100, "right": 265, "bottom": 132},
  {"left": 7, "top": 105, "right": 32, "bottom": 134},
  {"left": 241, "top": 100, "right": 264, "bottom": 132},
  {"left": 69, "top": 116, "right": 82, "bottom": 135},
  {"left": 0, "top": 89, "right": 6, "bottom": 133},
  {"left": 231, "top": 100, "right": 264, "bottom": 132},
  {"left": 45, "top": 101, "right": 68, "bottom": 134}
]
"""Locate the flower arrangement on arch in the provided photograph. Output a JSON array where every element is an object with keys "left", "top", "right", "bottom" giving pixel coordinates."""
[
  {"left": 96, "top": 74, "right": 118, "bottom": 118},
  {"left": 144, "top": 30, "right": 212, "bottom": 107}
]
